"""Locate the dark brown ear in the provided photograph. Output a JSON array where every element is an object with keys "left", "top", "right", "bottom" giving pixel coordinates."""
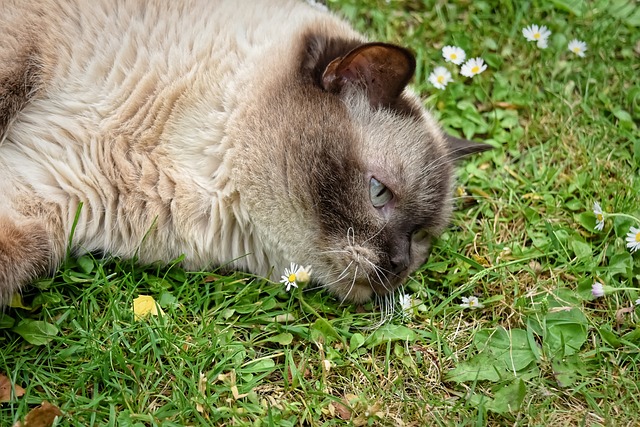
[
  {"left": 321, "top": 42, "right": 415, "bottom": 108},
  {"left": 445, "top": 135, "right": 493, "bottom": 160}
]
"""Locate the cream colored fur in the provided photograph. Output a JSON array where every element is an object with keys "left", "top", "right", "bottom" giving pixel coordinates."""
[{"left": 0, "top": 0, "right": 466, "bottom": 304}]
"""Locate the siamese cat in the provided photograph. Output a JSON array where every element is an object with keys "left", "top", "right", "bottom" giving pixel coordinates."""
[{"left": 0, "top": 0, "right": 490, "bottom": 306}]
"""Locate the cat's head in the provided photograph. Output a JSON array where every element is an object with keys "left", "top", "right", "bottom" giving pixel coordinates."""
[{"left": 233, "top": 35, "right": 491, "bottom": 303}]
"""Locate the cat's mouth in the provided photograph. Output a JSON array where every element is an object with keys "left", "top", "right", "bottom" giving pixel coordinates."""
[{"left": 322, "top": 244, "right": 407, "bottom": 303}]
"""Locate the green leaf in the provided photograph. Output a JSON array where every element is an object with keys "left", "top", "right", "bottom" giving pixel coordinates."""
[
  {"left": 552, "top": 354, "right": 589, "bottom": 387},
  {"left": 266, "top": 332, "right": 293, "bottom": 346},
  {"left": 243, "top": 359, "right": 276, "bottom": 373},
  {"left": 448, "top": 328, "right": 537, "bottom": 383},
  {"left": 365, "top": 324, "right": 417, "bottom": 347},
  {"left": 0, "top": 313, "right": 15, "bottom": 329},
  {"left": 76, "top": 255, "right": 95, "bottom": 274},
  {"left": 608, "top": 252, "right": 633, "bottom": 277},
  {"left": 542, "top": 308, "right": 588, "bottom": 357},
  {"left": 447, "top": 354, "right": 502, "bottom": 382},
  {"left": 349, "top": 333, "right": 366, "bottom": 352},
  {"left": 550, "top": 0, "right": 585, "bottom": 16},
  {"left": 486, "top": 379, "right": 526, "bottom": 414},
  {"left": 570, "top": 238, "right": 592, "bottom": 261},
  {"left": 11, "top": 319, "right": 59, "bottom": 345}
]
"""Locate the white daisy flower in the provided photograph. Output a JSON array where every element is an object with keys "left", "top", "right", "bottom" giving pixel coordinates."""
[
  {"left": 592, "top": 282, "right": 605, "bottom": 298},
  {"left": 399, "top": 293, "right": 412, "bottom": 311},
  {"left": 460, "top": 296, "right": 484, "bottom": 309},
  {"left": 428, "top": 66, "right": 452, "bottom": 90},
  {"left": 460, "top": 58, "right": 487, "bottom": 78},
  {"left": 568, "top": 39, "right": 588, "bottom": 57},
  {"left": 280, "top": 263, "right": 312, "bottom": 292},
  {"left": 626, "top": 226, "right": 640, "bottom": 253},
  {"left": 635, "top": 298, "right": 640, "bottom": 307},
  {"left": 442, "top": 45, "right": 466, "bottom": 65},
  {"left": 593, "top": 202, "right": 605, "bottom": 231},
  {"left": 522, "top": 24, "right": 551, "bottom": 44}
]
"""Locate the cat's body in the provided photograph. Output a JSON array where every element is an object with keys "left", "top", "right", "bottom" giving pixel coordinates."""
[{"left": 0, "top": 0, "right": 488, "bottom": 305}]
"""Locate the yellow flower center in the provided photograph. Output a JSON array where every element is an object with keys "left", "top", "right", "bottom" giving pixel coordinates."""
[
  {"left": 596, "top": 213, "right": 603, "bottom": 221},
  {"left": 573, "top": 47, "right": 580, "bottom": 52},
  {"left": 534, "top": 32, "right": 541, "bottom": 39},
  {"left": 437, "top": 75, "right": 444, "bottom": 83},
  {"left": 450, "top": 53, "right": 457, "bottom": 59},
  {"left": 635, "top": 232, "right": 640, "bottom": 243},
  {"left": 288, "top": 273, "right": 297, "bottom": 282},
  {"left": 471, "top": 66, "right": 480, "bottom": 73}
]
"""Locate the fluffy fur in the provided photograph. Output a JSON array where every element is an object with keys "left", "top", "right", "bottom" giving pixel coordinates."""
[{"left": 0, "top": 0, "right": 489, "bottom": 305}]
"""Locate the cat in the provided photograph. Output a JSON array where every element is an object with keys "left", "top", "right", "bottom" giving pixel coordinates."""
[{"left": 0, "top": 0, "right": 490, "bottom": 306}]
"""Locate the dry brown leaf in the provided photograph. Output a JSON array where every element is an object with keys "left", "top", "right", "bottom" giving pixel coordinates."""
[
  {"left": 332, "top": 401, "right": 352, "bottom": 420},
  {"left": 0, "top": 373, "right": 25, "bottom": 402},
  {"left": 17, "top": 401, "right": 62, "bottom": 427}
]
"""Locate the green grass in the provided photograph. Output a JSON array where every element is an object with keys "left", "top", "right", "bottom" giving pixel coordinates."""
[{"left": 2, "top": 0, "right": 640, "bottom": 425}]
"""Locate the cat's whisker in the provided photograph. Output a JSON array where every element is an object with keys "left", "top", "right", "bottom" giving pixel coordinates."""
[
  {"left": 346, "top": 226, "right": 355, "bottom": 247},
  {"left": 325, "top": 260, "right": 354, "bottom": 286},
  {"left": 341, "top": 265, "right": 358, "bottom": 302}
]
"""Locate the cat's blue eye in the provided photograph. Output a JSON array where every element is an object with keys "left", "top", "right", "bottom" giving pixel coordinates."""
[
  {"left": 369, "top": 177, "right": 393, "bottom": 208},
  {"left": 413, "top": 229, "right": 429, "bottom": 242}
]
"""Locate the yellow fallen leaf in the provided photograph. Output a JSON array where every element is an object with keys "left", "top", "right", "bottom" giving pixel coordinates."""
[{"left": 133, "top": 295, "right": 164, "bottom": 320}]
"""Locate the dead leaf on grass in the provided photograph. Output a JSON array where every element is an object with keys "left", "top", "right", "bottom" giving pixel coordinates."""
[
  {"left": 331, "top": 401, "right": 352, "bottom": 420},
  {"left": 13, "top": 401, "right": 62, "bottom": 427},
  {"left": 0, "top": 373, "right": 25, "bottom": 402}
]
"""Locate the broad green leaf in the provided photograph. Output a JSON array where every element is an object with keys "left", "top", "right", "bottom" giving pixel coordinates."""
[
  {"left": 550, "top": 0, "right": 585, "bottom": 15},
  {"left": 349, "top": 333, "right": 366, "bottom": 352},
  {"left": 608, "top": 252, "right": 633, "bottom": 277},
  {"left": 474, "top": 328, "right": 537, "bottom": 372},
  {"left": 266, "top": 333, "right": 293, "bottom": 346},
  {"left": 0, "top": 314, "right": 15, "bottom": 329},
  {"left": 243, "top": 359, "right": 276, "bottom": 373},
  {"left": 76, "top": 255, "right": 95, "bottom": 274},
  {"left": 365, "top": 324, "right": 417, "bottom": 347},
  {"left": 11, "top": 319, "right": 59, "bottom": 346},
  {"left": 486, "top": 379, "right": 526, "bottom": 414},
  {"left": 570, "top": 239, "right": 592, "bottom": 261},
  {"left": 447, "top": 354, "right": 502, "bottom": 382}
]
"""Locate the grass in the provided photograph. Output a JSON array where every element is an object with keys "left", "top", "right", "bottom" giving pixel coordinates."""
[{"left": 2, "top": 0, "right": 640, "bottom": 425}]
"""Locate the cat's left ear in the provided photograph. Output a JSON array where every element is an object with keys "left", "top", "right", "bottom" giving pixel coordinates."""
[
  {"left": 321, "top": 42, "right": 415, "bottom": 108},
  {"left": 445, "top": 134, "right": 494, "bottom": 159}
]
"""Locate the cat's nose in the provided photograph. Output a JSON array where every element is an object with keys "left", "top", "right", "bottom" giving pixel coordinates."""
[{"left": 389, "top": 252, "right": 410, "bottom": 276}]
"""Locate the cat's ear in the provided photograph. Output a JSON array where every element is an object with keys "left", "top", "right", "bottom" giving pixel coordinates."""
[
  {"left": 321, "top": 42, "right": 416, "bottom": 108},
  {"left": 445, "top": 134, "right": 493, "bottom": 159}
]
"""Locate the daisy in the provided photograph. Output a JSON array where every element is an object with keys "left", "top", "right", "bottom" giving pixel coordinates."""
[
  {"left": 428, "top": 66, "right": 452, "bottom": 90},
  {"left": 592, "top": 282, "right": 605, "bottom": 298},
  {"left": 593, "top": 202, "right": 605, "bottom": 231},
  {"left": 280, "top": 262, "right": 311, "bottom": 292},
  {"left": 522, "top": 24, "right": 551, "bottom": 44},
  {"left": 568, "top": 39, "right": 587, "bottom": 57},
  {"left": 635, "top": 298, "right": 640, "bottom": 306},
  {"left": 442, "top": 45, "right": 466, "bottom": 65},
  {"left": 460, "top": 296, "right": 484, "bottom": 309},
  {"left": 460, "top": 58, "right": 487, "bottom": 78},
  {"left": 399, "top": 293, "right": 412, "bottom": 311},
  {"left": 626, "top": 226, "right": 640, "bottom": 253}
]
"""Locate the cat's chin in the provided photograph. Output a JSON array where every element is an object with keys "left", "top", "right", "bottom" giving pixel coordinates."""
[{"left": 330, "top": 283, "right": 377, "bottom": 304}]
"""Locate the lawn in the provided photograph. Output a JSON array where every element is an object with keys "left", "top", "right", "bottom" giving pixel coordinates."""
[{"left": 2, "top": 0, "right": 640, "bottom": 425}]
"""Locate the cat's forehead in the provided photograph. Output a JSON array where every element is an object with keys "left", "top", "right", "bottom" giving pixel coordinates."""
[{"left": 341, "top": 90, "right": 451, "bottom": 186}]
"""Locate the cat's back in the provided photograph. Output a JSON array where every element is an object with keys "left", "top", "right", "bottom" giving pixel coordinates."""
[{"left": 0, "top": 0, "right": 358, "bottom": 266}]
